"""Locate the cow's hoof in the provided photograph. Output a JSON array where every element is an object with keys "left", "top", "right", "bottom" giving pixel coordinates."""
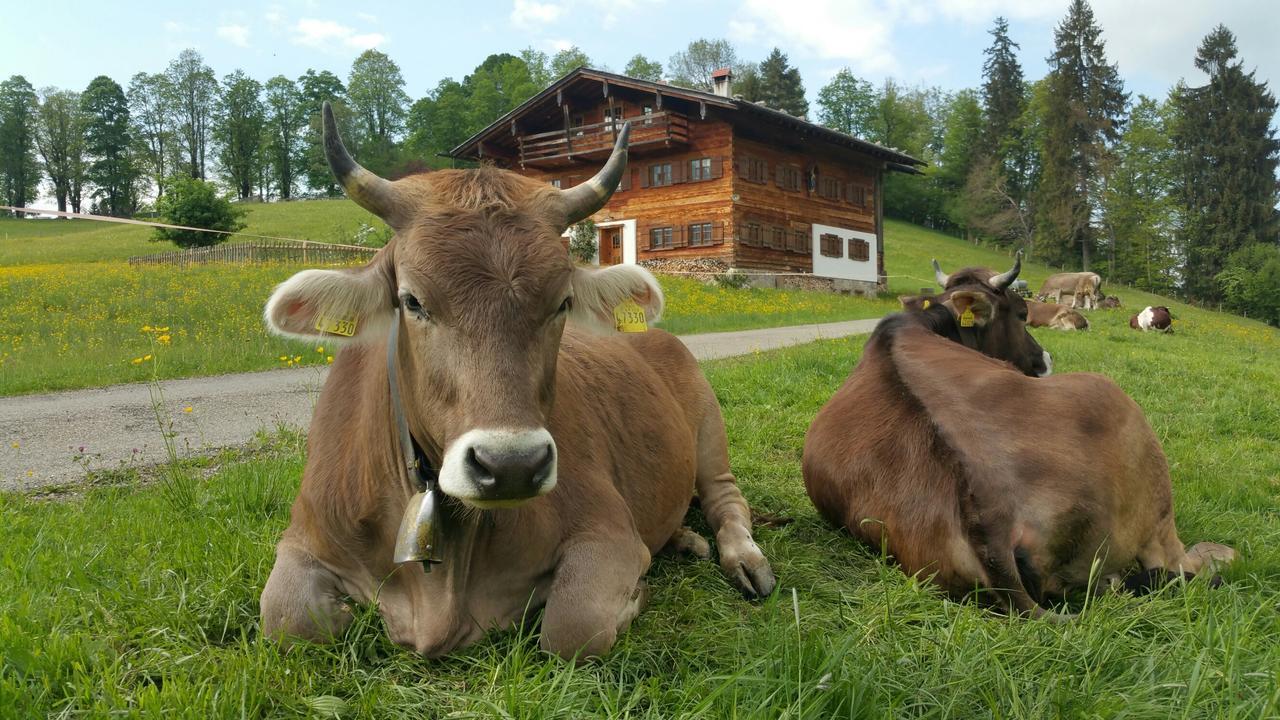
[
  {"left": 721, "top": 539, "right": 776, "bottom": 599},
  {"left": 1185, "top": 542, "right": 1236, "bottom": 575},
  {"left": 663, "top": 526, "right": 712, "bottom": 560}
]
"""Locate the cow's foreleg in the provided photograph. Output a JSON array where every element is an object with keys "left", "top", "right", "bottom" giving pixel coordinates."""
[
  {"left": 260, "top": 539, "right": 353, "bottom": 646},
  {"left": 540, "top": 535, "right": 650, "bottom": 662},
  {"left": 694, "top": 407, "right": 777, "bottom": 598}
]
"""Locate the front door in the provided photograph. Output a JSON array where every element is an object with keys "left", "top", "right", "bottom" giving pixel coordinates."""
[{"left": 599, "top": 226, "right": 623, "bottom": 266}]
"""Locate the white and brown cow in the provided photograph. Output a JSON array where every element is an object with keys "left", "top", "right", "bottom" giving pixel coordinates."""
[
  {"left": 259, "top": 104, "right": 774, "bottom": 661},
  {"left": 803, "top": 255, "right": 1232, "bottom": 618},
  {"left": 1038, "top": 271, "right": 1103, "bottom": 310},
  {"left": 1130, "top": 306, "right": 1173, "bottom": 332},
  {"left": 1026, "top": 299, "right": 1090, "bottom": 331}
]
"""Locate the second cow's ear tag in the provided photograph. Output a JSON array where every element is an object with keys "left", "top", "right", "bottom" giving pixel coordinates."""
[
  {"left": 613, "top": 299, "right": 648, "bottom": 333},
  {"left": 959, "top": 308, "right": 975, "bottom": 327}
]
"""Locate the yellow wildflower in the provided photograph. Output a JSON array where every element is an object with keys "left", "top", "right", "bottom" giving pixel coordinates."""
[
  {"left": 157, "top": 334, "right": 171, "bottom": 345},
  {"left": 327, "top": 355, "right": 334, "bottom": 364},
  {"left": 316, "top": 346, "right": 324, "bottom": 353},
  {"left": 183, "top": 406, "right": 193, "bottom": 413},
  {"left": 293, "top": 355, "right": 302, "bottom": 363},
  {"left": 141, "top": 325, "right": 152, "bottom": 332},
  {"left": 9, "top": 441, "right": 18, "bottom": 449},
  {"left": 143, "top": 354, "right": 153, "bottom": 361},
  {"left": 131, "top": 357, "right": 143, "bottom": 365},
  {"left": 279, "top": 355, "right": 288, "bottom": 361}
]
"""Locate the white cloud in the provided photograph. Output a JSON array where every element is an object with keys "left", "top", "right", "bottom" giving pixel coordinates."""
[
  {"left": 217, "top": 24, "right": 250, "bottom": 47},
  {"left": 163, "top": 20, "right": 187, "bottom": 34},
  {"left": 728, "top": 19, "right": 759, "bottom": 44},
  {"left": 740, "top": 0, "right": 901, "bottom": 75},
  {"left": 550, "top": 38, "right": 574, "bottom": 52},
  {"left": 292, "top": 18, "right": 386, "bottom": 50},
  {"left": 511, "top": 0, "right": 565, "bottom": 26},
  {"left": 357, "top": 12, "right": 379, "bottom": 23},
  {"left": 264, "top": 7, "right": 285, "bottom": 27}
]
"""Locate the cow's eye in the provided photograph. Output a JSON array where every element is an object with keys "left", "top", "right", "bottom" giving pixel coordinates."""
[
  {"left": 401, "top": 293, "right": 427, "bottom": 317},
  {"left": 558, "top": 296, "right": 573, "bottom": 314}
]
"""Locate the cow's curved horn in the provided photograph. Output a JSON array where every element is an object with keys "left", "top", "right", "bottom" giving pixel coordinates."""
[
  {"left": 323, "top": 101, "right": 404, "bottom": 227},
  {"left": 988, "top": 250, "right": 1023, "bottom": 290},
  {"left": 932, "top": 259, "right": 950, "bottom": 288},
  {"left": 560, "top": 123, "right": 630, "bottom": 226}
]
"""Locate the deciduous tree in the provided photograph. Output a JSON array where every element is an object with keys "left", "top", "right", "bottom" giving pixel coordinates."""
[
  {"left": 817, "top": 69, "right": 877, "bottom": 137},
  {"left": 128, "top": 72, "right": 175, "bottom": 199},
  {"left": 263, "top": 76, "right": 304, "bottom": 199},
  {"left": 298, "top": 69, "right": 348, "bottom": 195},
  {"left": 550, "top": 47, "right": 592, "bottom": 78},
  {"left": 347, "top": 49, "right": 409, "bottom": 172},
  {"left": 35, "top": 88, "right": 87, "bottom": 213},
  {"left": 624, "top": 54, "right": 664, "bottom": 82},
  {"left": 215, "top": 70, "right": 265, "bottom": 200},
  {"left": 81, "top": 75, "right": 138, "bottom": 216},
  {"left": 668, "top": 39, "right": 738, "bottom": 91},
  {"left": 165, "top": 49, "right": 218, "bottom": 180}
]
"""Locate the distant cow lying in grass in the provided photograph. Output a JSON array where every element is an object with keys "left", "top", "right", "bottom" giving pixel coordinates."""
[
  {"left": 1131, "top": 306, "right": 1173, "bottom": 332},
  {"left": 803, "top": 253, "right": 1233, "bottom": 618},
  {"left": 1026, "top": 299, "right": 1090, "bottom": 331}
]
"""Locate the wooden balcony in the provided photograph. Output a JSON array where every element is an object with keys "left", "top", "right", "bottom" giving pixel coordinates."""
[{"left": 518, "top": 111, "right": 689, "bottom": 168}]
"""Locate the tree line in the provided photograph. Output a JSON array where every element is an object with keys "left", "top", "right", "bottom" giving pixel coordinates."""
[{"left": 0, "top": 1, "right": 1275, "bottom": 320}]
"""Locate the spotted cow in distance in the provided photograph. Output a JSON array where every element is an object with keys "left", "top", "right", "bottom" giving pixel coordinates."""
[
  {"left": 803, "top": 253, "right": 1233, "bottom": 618},
  {"left": 1131, "top": 306, "right": 1173, "bottom": 332},
  {"left": 258, "top": 104, "right": 775, "bottom": 662}
]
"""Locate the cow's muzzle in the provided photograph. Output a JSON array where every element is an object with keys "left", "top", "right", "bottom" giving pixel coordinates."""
[{"left": 438, "top": 428, "right": 557, "bottom": 507}]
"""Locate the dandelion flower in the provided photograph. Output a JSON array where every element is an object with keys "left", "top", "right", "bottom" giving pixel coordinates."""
[
  {"left": 279, "top": 355, "right": 288, "bottom": 361},
  {"left": 157, "top": 334, "right": 171, "bottom": 345},
  {"left": 131, "top": 357, "right": 143, "bottom": 365},
  {"left": 316, "top": 346, "right": 324, "bottom": 353},
  {"left": 183, "top": 406, "right": 193, "bottom": 413},
  {"left": 9, "top": 441, "right": 18, "bottom": 449},
  {"left": 143, "top": 354, "right": 153, "bottom": 361},
  {"left": 141, "top": 325, "right": 152, "bottom": 332},
  {"left": 293, "top": 356, "right": 302, "bottom": 363},
  {"left": 327, "top": 356, "right": 334, "bottom": 364}
]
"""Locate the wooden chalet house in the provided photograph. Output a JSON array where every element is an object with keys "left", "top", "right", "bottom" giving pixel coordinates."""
[{"left": 448, "top": 67, "right": 923, "bottom": 293}]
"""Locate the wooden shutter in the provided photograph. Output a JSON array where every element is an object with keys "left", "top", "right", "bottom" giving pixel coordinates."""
[
  {"left": 640, "top": 166, "right": 650, "bottom": 188},
  {"left": 775, "top": 164, "right": 784, "bottom": 187},
  {"left": 672, "top": 160, "right": 685, "bottom": 184},
  {"left": 620, "top": 168, "right": 632, "bottom": 192},
  {"left": 711, "top": 156, "right": 723, "bottom": 179}
]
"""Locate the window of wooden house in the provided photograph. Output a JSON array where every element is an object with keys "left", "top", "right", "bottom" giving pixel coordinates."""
[
  {"left": 740, "top": 221, "right": 764, "bottom": 246},
  {"left": 777, "top": 165, "right": 802, "bottom": 191},
  {"left": 848, "top": 184, "right": 867, "bottom": 207},
  {"left": 604, "top": 104, "right": 625, "bottom": 127},
  {"left": 649, "top": 163, "right": 673, "bottom": 187},
  {"left": 572, "top": 114, "right": 585, "bottom": 137},
  {"left": 550, "top": 178, "right": 561, "bottom": 189},
  {"left": 820, "top": 177, "right": 842, "bottom": 201},
  {"left": 689, "top": 157, "right": 712, "bottom": 181},
  {"left": 849, "top": 237, "right": 871, "bottom": 262},
  {"left": 768, "top": 225, "right": 787, "bottom": 250},
  {"left": 741, "top": 156, "right": 768, "bottom": 184},
  {"left": 820, "top": 233, "right": 843, "bottom": 258},
  {"left": 688, "top": 222, "right": 714, "bottom": 247},
  {"left": 642, "top": 105, "right": 654, "bottom": 125},
  {"left": 788, "top": 229, "right": 809, "bottom": 254},
  {"left": 649, "top": 227, "right": 674, "bottom": 250}
]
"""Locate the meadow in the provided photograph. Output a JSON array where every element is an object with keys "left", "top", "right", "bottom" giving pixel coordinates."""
[
  {"left": 0, "top": 199, "right": 897, "bottom": 396},
  {"left": 1, "top": 303, "right": 1278, "bottom": 717}
]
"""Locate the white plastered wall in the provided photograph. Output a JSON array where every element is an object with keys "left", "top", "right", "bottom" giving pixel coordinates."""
[{"left": 811, "top": 223, "right": 878, "bottom": 283}]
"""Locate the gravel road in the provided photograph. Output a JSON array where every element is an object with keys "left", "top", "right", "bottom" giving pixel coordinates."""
[{"left": 1, "top": 318, "right": 880, "bottom": 491}]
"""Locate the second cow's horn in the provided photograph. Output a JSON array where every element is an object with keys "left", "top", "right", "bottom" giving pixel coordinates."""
[
  {"left": 988, "top": 250, "right": 1023, "bottom": 290},
  {"left": 560, "top": 123, "right": 631, "bottom": 226}
]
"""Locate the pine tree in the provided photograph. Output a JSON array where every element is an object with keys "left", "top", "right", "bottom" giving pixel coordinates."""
[
  {"left": 1035, "top": 0, "right": 1127, "bottom": 269},
  {"left": 0, "top": 75, "right": 40, "bottom": 215},
  {"left": 980, "top": 17, "right": 1025, "bottom": 163},
  {"left": 756, "top": 48, "right": 808, "bottom": 117},
  {"left": 1172, "top": 25, "right": 1280, "bottom": 301}
]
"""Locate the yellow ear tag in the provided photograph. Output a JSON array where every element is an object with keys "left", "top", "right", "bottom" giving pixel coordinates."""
[
  {"left": 613, "top": 299, "right": 648, "bottom": 333},
  {"left": 922, "top": 299, "right": 931, "bottom": 309},
  {"left": 315, "top": 314, "right": 359, "bottom": 337},
  {"left": 959, "top": 308, "right": 975, "bottom": 328}
]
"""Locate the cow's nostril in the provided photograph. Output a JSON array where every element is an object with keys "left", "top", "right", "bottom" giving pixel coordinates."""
[
  {"left": 466, "top": 447, "right": 496, "bottom": 487},
  {"left": 471, "top": 442, "right": 552, "bottom": 487}
]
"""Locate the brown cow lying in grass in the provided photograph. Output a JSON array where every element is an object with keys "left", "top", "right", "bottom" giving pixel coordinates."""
[
  {"left": 1026, "top": 299, "right": 1090, "bottom": 331},
  {"left": 804, "top": 254, "right": 1233, "bottom": 618},
  {"left": 259, "top": 107, "right": 774, "bottom": 661}
]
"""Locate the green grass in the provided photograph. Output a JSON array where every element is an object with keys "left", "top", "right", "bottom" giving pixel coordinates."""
[
  {"left": 3, "top": 306, "right": 1278, "bottom": 717},
  {"left": 0, "top": 199, "right": 384, "bottom": 265}
]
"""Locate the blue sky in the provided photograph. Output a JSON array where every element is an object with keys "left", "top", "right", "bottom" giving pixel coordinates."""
[{"left": 3, "top": 0, "right": 1277, "bottom": 110}]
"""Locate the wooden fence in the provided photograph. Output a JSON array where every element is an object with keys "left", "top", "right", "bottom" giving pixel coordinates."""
[{"left": 128, "top": 240, "right": 378, "bottom": 267}]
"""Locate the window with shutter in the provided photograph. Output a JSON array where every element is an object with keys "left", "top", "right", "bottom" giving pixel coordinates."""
[
  {"left": 649, "top": 226, "right": 674, "bottom": 250},
  {"left": 688, "top": 222, "right": 715, "bottom": 247},
  {"left": 820, "top": 233, "right": 842, "bottom": 258},
  {"left": 648, "top": 163, "right": 673, "bottom": 187},
  {"left": 849, "top": 238, "right": 871, "bottom": 262},
  {"left": 689, "top": 157, "right": 712, "bottom": 181},
  {"left": 788, "top": 228, "right": 809, "bottom": 254}
]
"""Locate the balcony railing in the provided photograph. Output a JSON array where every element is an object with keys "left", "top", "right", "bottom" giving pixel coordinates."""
[{"left": 518, "top": 111, "right": 689, "bottom": 167}]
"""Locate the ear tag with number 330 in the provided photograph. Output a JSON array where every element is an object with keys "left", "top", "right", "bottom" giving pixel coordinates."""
[
  {"left": 959, "top": 308, "right": 975, "bottom": 328},
  {"left": 315, "top": 314, "right": 359, "bottom": 337},
  {"left": 613, "top": 299, "right": 648, "bottom": 333}
]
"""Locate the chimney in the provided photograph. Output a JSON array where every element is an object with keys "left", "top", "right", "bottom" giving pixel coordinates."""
[{"left": 711, "top": 67, "right": 733, "bottom": 97}]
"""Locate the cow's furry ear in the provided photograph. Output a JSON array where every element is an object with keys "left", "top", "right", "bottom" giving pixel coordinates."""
[
  {"left": 568, "top": 264, "right": 664, "bottom": 334},
  {"left": 264, "top": 245, "right": 396, "bottom": 343},
  {"left": 946, "top": 291, "right": 996, "bottom": 327}
]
